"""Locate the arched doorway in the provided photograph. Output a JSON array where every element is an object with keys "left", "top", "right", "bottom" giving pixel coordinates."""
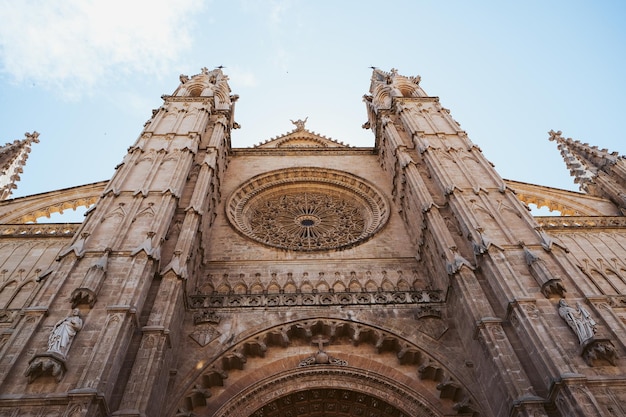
[
  {"left": 251, "top": 388, "right": 410, "bottom": 416},
  {"left": 171, "top": 318, "right": 482, "bottom": 417},
  {"left": 210, "top": 366, "right": 442, "bottom": 417}
]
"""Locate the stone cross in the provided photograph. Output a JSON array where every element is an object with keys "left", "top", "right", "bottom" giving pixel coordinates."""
[{"left": 311, "top": 335, "right": 329, "bottom": 352}]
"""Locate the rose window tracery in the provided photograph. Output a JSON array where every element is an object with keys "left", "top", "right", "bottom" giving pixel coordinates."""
[{"left": 227, "top": 169, "right": 389, "bottom": 251}]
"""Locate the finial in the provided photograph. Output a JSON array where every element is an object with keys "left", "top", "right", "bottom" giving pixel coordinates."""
[
  {"left": 25, "top": 131, "right": 40, "bottom": 143},
  {"left": 548, "top": 130, "right": 563, "bottom": 141}
]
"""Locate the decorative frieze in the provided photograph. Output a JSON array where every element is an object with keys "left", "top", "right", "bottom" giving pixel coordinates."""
[
  {"left": 0, "top": 224, "right": 78, "bottom": 238},
  {"left": 537, "top": 216, "right": 626, "bottom": 230},
  {"left": 189, "top": 289, "right": 442, "bottom": 309}
]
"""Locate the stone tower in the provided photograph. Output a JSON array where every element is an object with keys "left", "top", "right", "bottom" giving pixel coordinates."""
[{"left": 1, "top": 68, "right": 625, "bottom": 417}]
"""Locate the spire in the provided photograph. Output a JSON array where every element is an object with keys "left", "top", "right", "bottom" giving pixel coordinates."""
[
  {"left": 549, "top": 130, "right": 626, "bottom": 214},
  {"left": 0, "top": 131, "right": 39, "bottom": 200}
]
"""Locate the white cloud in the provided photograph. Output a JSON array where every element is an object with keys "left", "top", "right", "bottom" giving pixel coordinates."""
[{"left": 0, "top": 0, "right": 204, "bottom": 96}]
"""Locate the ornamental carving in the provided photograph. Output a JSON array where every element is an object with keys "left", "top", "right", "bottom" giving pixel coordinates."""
[
  {"left": 189, "top": 290, "right": 441, "bottom": 309},
  {"left": 226, "top": 169, "right": 389, "bottom": 251}
]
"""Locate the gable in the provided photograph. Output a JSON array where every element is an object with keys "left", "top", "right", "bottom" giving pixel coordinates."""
[{"left": 254, "top": 119, "right": 349, "bottom": 149}]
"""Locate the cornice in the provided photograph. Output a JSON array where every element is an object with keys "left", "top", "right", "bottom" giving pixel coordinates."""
[
  {"left": 536, "top": 216, "right": 626, "bottom": 230},
  {"left": 230, "top": 147, "right": 377, "bottom": 156},
  {"left": 0, "top": 223, "right": 78, "bottom": 238}
]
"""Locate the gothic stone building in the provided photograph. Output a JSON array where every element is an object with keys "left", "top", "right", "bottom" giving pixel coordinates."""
[{"left": 0, "top": 69, "right": 625, "bottom": 417}]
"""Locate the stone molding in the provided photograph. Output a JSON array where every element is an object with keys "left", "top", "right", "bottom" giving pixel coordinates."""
[
  {"left": 0, "top": 223, "right": 78, "bottom": 237},
  {"left": 176, "top": 318, "right": 480, "bottom": 417},
  {"left": 212, "top": 367, "right": 442, "bottom": 417},
  {"left": 189, "top": 289, "right": 442, "bottom": 309},
  {"left": 536, "top": 216, "right": 626, "bottom": 230}
]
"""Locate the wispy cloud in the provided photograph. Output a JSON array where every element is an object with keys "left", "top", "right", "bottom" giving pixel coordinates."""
[{"left": 0, "top": 0, "right": 204, "bottom": 97}]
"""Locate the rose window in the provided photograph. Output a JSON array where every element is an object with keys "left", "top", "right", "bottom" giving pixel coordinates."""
[{"left": 226, "top": 169, "right": 389, "bottom": 251}]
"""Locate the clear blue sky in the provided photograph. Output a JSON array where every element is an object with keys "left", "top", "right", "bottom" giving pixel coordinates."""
[{"left": 0, "top": 1, "right": 625, "bottom": 221}]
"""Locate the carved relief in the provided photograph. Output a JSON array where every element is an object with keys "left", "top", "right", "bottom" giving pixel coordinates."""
[
  {"left": 558, "top": 299, "right": 618, "bottom": 366},
  {"left": 190, "top": 326, "right": 221, "bottom": 347},
  {"left": 179, "top": 317, "right": 480, "bottom": 416},
  {"left": 298, "top": 335, "right": 348, "bottom": 367},
  {"left": 190, "top": 289, "right": 441, "bottom": 309},
  {"left": 558, "top": 299, "right": 596, "bottom": 345},
  {"left": 226, "top": 168, "right": 389, "bottom": 252}
]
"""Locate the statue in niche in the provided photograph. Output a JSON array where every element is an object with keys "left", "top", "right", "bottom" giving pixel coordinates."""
[
  {"left": 47, "top": 309, "right": 83, "bottom": 358},
  {"left": 558, "top": 299, "right": 596, "bottom": 344}
]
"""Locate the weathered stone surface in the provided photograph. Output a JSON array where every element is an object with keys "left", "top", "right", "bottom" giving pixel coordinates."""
[{"left": 0, "top": 68, "right": 625, "bottom": 417}]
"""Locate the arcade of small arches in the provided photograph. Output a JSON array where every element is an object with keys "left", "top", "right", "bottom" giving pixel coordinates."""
[
  {"left": 173, "top": 318, "right": 482, "bottom": 417},
  {"left": 195, "top": 268, "right": 427, "bottom": 297}
]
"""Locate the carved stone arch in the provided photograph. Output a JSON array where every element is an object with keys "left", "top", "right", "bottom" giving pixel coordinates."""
[
  {"left": 0, "top": 280, "right": 17, "bottom": 308},
  {"left": 137, "top": 149, "right": 157, "bottom": 164},
  {"left": 216, "top": 282, "right": 231, "bottom": 295},
  {"left": 412, "top": 277, "right": 424, "bottom": 290},
  {"left": 397, "top": 278, "right": 411, "bottom": 291},
  {"left": 604, "top": 269, "right": 626, "bottom": 293},
  {"left": 172, "top": 318, "right": 483, "bottom": 417},
  {"left": 233, "top": 281, "right": 247, "bottom": 295},
  {"left": 588, "top": 269, "right": 617, "bottom": 295},
  {"left": 7, "top": 279, "right": 36, "bottom": 309},
  {"left": 381, "top": 277, "right": 395, "bottom": 291},
  {"left": 364, "top": 279, "right": 378, "bottom": 292},
  {"left": 506, "top": 179, "right": 619, "bottom": 216},
  {"left": 332, "top": 279, "right": 346, "bottom": 293},
  {"left": 249, "top": 282, "right": 264, "bottom": 295},
  {"left": 155, "top": 112, "right": 178, "bottom": 135},
  {"left": 315, "top": 279, "right": 330, "bottom": 293},
  {"left": 274, "top": 136, "right": 328, "bottom": 148},
  {"left": 214, "top": 366, "right": 442, "bottom": 417},
  {"left": 300, "top": 280, "right": 313, "bottom": 293},
  {"left": 371, "top": 83, "right": 393, "bottom": 110},
  {"left": 348, "top": 273, "right": 362, "bottom": 292},
  {"left": 267, "top": 279, "right": 281, "bottom": 294},
  {"left": 283, "top": 280, "right": 297, "bottom": 293},
  {"left": 0, "top": 181, "right": 105, "bottom": 224},
  {"left": 199, "top": 282, "right": 214, "bottom": 294}
]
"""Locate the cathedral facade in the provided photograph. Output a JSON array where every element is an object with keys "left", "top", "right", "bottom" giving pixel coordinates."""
[{"left": 0, "top": 68, "right": 625, "bottom": 417}]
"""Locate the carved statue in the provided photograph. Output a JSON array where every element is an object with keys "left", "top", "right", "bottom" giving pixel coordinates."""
[
  {"left": 558, "top": 299, "right": 596, "bottom": 344},
  {"left": 47, "top": 309, "right": 83, "bottom": 357},
  {"left": 290, "top": 117, "right": 308, "bottom": 131}
]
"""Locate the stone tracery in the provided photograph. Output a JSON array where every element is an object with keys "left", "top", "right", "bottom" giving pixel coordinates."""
[{"left": 226, "top": 168, "right": 389, "bottom": 251}]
